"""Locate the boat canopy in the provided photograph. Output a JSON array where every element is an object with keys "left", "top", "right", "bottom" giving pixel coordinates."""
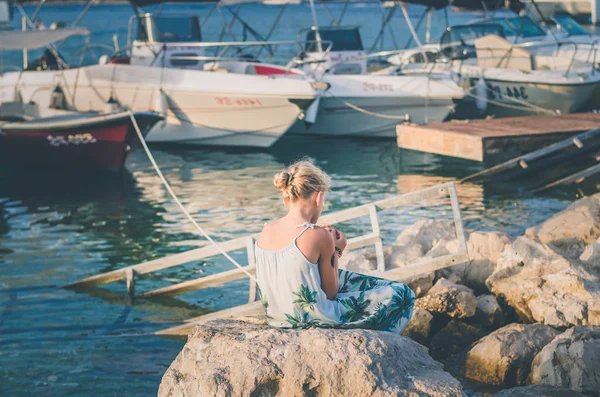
[
  {"left": 0, "top": 28, "right": 89, "bottom": 49},
  {"left": 128, "top": 0, "right": 507, "bottom": 9}
]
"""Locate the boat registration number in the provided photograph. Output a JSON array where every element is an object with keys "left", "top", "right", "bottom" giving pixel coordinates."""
[
  {"left": 215, "top": 97, "right": 263, "bottom": 106},
  {"left": 47, "top": 133, "right": 97, "bottom": 147},
  {"left": 486, "top": 83, "right": 528, "bottom": 100},
  {"left": 363, "top": 83, "right": 394, "bottom": 92}
]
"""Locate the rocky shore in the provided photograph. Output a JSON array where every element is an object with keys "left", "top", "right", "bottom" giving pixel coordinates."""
[{"left": 159, "top": 194, "right": 600, "bottom": 397}]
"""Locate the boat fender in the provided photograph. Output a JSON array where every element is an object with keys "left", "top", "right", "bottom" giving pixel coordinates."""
[
  {"left": 104, "top": 95, "right": 121, "bottom": 114},
  {"left": 49, "top": 85, "right": 66, "bottom": 110},
  {"left": 153, "top": 89, "right": 168, "bottom": 118},
  {"left": 475, "top": 77, "right": 488, "bottom": 112},
  {"left": 301, "top": 96, "right": 320, "bottom": 126}
]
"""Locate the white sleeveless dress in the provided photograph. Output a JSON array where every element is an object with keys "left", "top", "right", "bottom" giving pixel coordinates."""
[{"left": 255, "top": 223, "right": 415, "bottom": 334}]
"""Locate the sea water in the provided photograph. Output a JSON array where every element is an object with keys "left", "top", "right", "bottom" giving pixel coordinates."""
[{"left": 0, "top": 3, "right": 592, "bottom": 396}]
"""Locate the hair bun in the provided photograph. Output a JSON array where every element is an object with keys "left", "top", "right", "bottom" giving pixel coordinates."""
[{"left": 273, "top": 171, "right": 291, "bottom": 190}]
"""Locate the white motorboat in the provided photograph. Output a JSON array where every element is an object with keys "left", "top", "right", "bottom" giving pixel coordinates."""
[
  {"left": 385, "top": 5, "right": 600, "bottom": 117},
  {"left": 287, "top": 26, "right": 464, "bottom": 137},
  {"left": 0, "top": 12, "right": 317, "bottom": 148}
]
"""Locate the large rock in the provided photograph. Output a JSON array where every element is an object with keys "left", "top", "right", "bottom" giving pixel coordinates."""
[
  {"left": 579, "top": 237, "right": 600, "bottom": 271},
  {"left": 463, "top": 323, "right": 559, "bottom": 386},
  {"left": 394, "top": 219, "right": 456, "bottom": 253},
  {"left": 415, "top": 278, "right": 477, "bottom": 318},
  {"left": 492, "top": 385, "right": 586, "bottom": 397},
  {"left": 432, "top": 231, "right": 512, "bottom": 294},
  {"left": 530, "top": 326, "right": 600, "bottom": 396},
  {"left": 526, "top": 193, "right": 600, "bottom": 258},
  {"left": 159, "top": 320, "right": 466, "bottom": 397},
  {"left": 429, "top": 319, "right": 487, "bottom": 359},
  {"left": 401, "top": 307, "right": 435, "bottom": 345},
  {"left": 486, "top": 237, "right": 600, "bottom": 328},
  {"left": 474, "top": 294, "right": 504, "bottom": 329}
]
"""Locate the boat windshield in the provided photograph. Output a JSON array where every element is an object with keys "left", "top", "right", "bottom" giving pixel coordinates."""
[
  {"left": 506, "top": 16, "right": 546, "bottom": 37},
  {"left": 137, "top": 15, "right": 201, "bottom": 43},
  {"left": 305, "top": 27, "right": 363, "bottom": 52},
  {"left": 483, "top": 16, "right": 545, "bottom": 38},
  {"left": 553, "top": 14, "right": 589, "bottom": 36},
  {"left": 440, "top": 23, "right": 505, "bottom": 60}
]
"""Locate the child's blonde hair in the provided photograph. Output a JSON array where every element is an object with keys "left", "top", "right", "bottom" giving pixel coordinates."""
[{"left": 273, "top": 159, "right": 331, "bottom": 201}]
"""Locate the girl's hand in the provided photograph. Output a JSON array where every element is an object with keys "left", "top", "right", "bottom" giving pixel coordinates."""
[{"left": 332, "top": 228, "right": 347, "bottom": 252}]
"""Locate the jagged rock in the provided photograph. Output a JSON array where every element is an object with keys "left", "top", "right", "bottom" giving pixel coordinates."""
[
  {"left": 158, "top": 320, "right": 466, "bottom": 397},
  {"left": 530, "top": 326, "right": 600, "bottom": 396},
  {"left": 526, "top": 193, "right": 600, "bottom": 258},
  {"left": 486, "top": 237, "right": 600, "bottom": 328},
  {"left": 579, "top": 237, "right": 600, "bottom": 271},
  {"left": 492, "top": 385, "right": 586, "bottom": 397},
  {"left": 401, "top": 307, "right": 435, "bottom": 345},
  {"left": 338, "top": 248, "right": 378, "bottom": 273},
  {"left": 429, "top": 319, "right": 487, "bottom": 359},
  {"left": 433, "top": 232, "right": 512, "bottom": 294},
  {"left": 394, "top": 219, "right": 456, "bottom": 253},
  {"left": 474, "top": 294, "right": 503, "bottom": 329},
  {"left": 463, "top": 323, "right": 559, "bottom": 386},
  {"left": 415, "top": 278, "right": 477, "bottom": 318}
]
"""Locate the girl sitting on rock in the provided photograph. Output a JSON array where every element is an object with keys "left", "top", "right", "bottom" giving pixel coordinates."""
[{"left": 255, "top": 159, "right": 415, "bottom": 334}]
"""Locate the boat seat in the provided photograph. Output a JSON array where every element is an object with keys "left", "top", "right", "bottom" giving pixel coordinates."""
[{"left": 474, "top": 34, "right": 533, "bottom": 71}]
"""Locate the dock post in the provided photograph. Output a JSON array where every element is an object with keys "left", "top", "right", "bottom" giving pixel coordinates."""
[
  {"left": 368, "top": 205, "right": 385, "bottom": 273},
  {"left": 126, "top": 268, "right": 135, "bottom": 304}
]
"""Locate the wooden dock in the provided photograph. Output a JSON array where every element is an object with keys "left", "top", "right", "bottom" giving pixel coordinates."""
[{"left": 396, "top": 113, "right": 600, "bottom": 162}]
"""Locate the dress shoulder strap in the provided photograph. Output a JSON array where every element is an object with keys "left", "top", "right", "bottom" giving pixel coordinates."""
[{"left": 295, "top": 222, "right": 317, "bottom": 240}]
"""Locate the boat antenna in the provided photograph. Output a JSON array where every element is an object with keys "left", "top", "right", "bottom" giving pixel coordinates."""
[{"left": 308, "top": 0, "right": 323, "bottom": 52}]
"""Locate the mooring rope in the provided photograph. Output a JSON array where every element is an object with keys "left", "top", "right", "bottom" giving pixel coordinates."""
[{"left": 127, "top": 111, "right": 258, "bottom": 282}]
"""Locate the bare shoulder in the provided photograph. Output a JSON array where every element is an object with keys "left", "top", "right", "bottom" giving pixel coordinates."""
[{"left": 302, "top": 226, "right": 334, "bottom": 249}]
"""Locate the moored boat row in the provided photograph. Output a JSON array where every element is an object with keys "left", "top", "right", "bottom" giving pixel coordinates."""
[{"left": 1, "top": 0, "right": 600, "bottom": 169}]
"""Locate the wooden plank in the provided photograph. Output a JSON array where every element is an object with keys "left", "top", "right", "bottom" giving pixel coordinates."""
[
  {"left": 246, "top": 237, "right": 257, "bottom": 303},
  {"left": 397, "top": 123, "right": 484, "bottom": 161},
  {"left": 448, "top": 183, "right": 468, "bottom": 253},
  {"left": 533, "top": 162, "right": 600, "bottom": 192},
  {"left": 156, "top": 301, "right": 264, "bottom": 336},
  {"left": 138, "top": 266, "right": 256, "bottom": 298},
  {"left": 379, "top": 252, "right": 470, "bottom": 281},
  {"left": 461, "top": 126, "right": 600, "bottom": 182},
  {"left": 368, "top": 205, "right": 385, "bottom": 273},
  {"left": 63, "top": 234, "right": 249, "bottom": 289}
]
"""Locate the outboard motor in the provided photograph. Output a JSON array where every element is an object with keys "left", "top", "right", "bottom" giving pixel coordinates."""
[{"left": 49, "top": 85, "right": 66, "bottom": 110}]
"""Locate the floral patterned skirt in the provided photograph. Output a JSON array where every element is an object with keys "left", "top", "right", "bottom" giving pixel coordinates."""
[
  {"left": 334, "top": 269, "right": 415, "bottom": 334},
  {"left": 269, "top": 269, "right": 415, "bottom": 335}
]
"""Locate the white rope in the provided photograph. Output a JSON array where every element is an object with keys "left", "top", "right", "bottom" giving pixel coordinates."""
[
  {"left": 324, "top": 91, "right": 411, "bottom": 120},
  {"left": 127, "top": 111, "right": 258, "bottom": 282}
]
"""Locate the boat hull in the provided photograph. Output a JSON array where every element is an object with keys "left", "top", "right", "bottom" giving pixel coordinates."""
[
  {"left": 289, "top": 74, "right": 463, "bottom": 137},
  {"left": 472, "top": 78, "right": 598, "bottom": 117},
  {"left": 0, "top": 65, "right": 316, "bottom": 148},
  {"left": 0, "top": 111, "right": 161, "bottom": 172}
]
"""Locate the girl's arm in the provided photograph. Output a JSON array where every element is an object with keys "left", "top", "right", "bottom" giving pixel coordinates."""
[{"left": 318, "top": 229, "right": 339, "bottom": 300}]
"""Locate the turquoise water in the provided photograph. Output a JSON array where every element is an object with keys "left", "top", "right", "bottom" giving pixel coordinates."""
[{"left": 0, "top": 4, "right": 595, "bottom": 396}]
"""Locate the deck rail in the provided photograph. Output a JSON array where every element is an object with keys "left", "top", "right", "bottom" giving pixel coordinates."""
[{"left": 64, "top": 182, "right": 468, "bottom": 335}]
